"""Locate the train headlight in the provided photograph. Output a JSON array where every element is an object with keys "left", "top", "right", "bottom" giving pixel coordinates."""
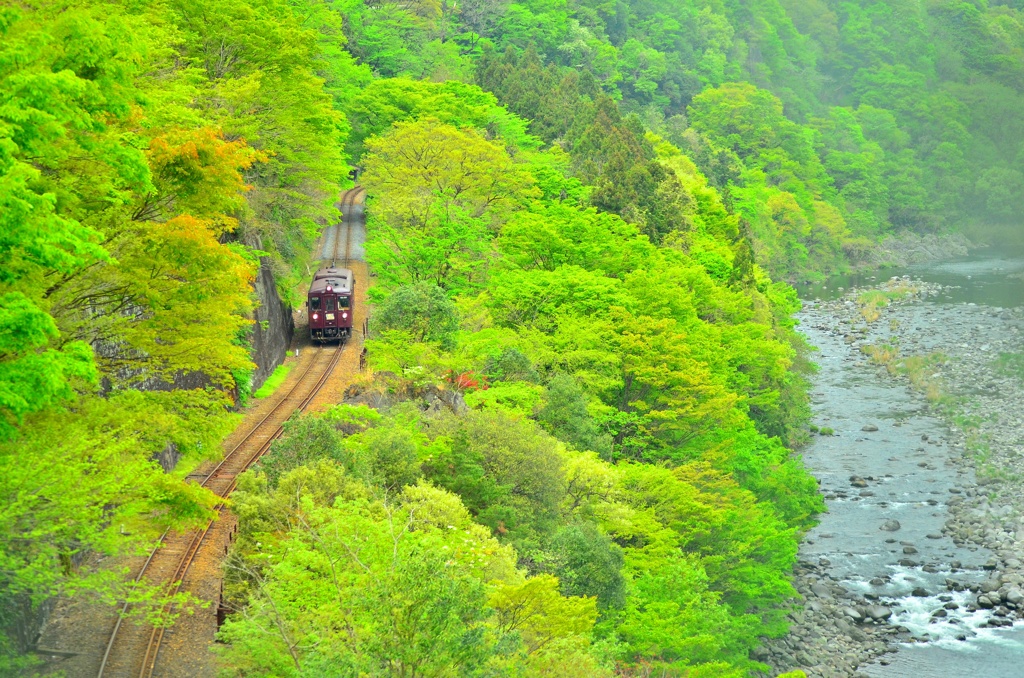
[
  {"left": 312, "top": 313, "right": 319, "bottom": 321},
  {"left": 342, "top": 312, "right": 348, "bottom": 319}
]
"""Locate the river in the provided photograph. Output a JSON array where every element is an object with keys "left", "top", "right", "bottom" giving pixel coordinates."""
[{"left": 793, "top": 246, "right": 1024, "bottom": 677}]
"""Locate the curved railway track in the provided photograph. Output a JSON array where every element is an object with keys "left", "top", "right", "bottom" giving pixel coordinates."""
[
  {"left": 98, "top": 348, "right": 344, "bottom": 675},
  {"left": 98, "top": 316, "right": 348, "bottom": 677}
]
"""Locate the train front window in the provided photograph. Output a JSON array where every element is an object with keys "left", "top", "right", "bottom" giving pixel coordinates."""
[
  {"left": 338, "top": 296, "right": 350, "bottom": 310},
  {"left": 326, "top": 297, "right": 335, "bottom": 312},
  {"left": 310, "top": 296, "right": 321, "bottom": 311}
]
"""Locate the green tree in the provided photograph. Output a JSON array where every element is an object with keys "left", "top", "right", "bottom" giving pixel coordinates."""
[
  {"left": 424, "top": 411, "right": 566, "bottom": 549},
  {"left": 375, "top": 282, "right": 461, "bottom": 347},
  {"left": 546, "top": 523, "right": 625, "bottom": 609},
  {"left": 361, "top": 118, "right": 536, "bottom": 292},
  {"left": 220, "top": 470, "right": 595, "bottom": 676},
  {"left": 0, "top": 0, "right": 355, "bottom": 663},
  {"left": 536, "top": 375, "right": 612, "bottom": 458}
]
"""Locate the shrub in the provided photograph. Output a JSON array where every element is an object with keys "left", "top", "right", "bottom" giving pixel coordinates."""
[{"left": 375, "top": 282, "right": 460, "bottom": 347}]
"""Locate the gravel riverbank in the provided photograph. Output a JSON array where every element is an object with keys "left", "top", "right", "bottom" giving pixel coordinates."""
[{"left": 761, "top": 279, "right": 1024, "bottom": 677}]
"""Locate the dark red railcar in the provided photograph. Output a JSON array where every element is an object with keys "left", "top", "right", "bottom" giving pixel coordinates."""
[{"left": 307, "top": 266, "right": 355, "bottom": 341}]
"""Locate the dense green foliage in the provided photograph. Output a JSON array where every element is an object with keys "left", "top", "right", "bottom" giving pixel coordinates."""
[
  {"left": 0, "top": 0, "right": 350, "bottom": 667},
  {"left": 334, "top": 0, "right": 1024, "bottom": 278},
  {"left": 224, "top": 400, "right": 811, "bottom": 676},
  {"left": 221, "top": 49, "right": 824, "bottom": 676},
  {"left": 5, "top": 0, "right": 1020, "bottom": 673}
]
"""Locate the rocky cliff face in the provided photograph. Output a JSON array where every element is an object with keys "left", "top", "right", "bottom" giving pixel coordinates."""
[
  {"left": 249, "top": 257, "right": 294, "bottom": 392},
  {"left": 862, "top": 231, "right": 973, "bottom": 269},
  {"left": 147, "top": 258, "right": 293, "bottom": 473}
]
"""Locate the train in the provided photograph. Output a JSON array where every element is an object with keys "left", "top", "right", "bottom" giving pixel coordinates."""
[{"left": 307, "top": 266, "right": 355, "bottom": 341}]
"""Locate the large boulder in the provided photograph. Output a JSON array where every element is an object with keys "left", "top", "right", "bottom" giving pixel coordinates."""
[{"left": 866, "top": 605, "right": 893, "bottom": 621}]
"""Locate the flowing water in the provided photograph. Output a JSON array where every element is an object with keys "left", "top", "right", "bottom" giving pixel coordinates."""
[{"left": 795, "top": 246, "right": 1024, "bottom": 676}]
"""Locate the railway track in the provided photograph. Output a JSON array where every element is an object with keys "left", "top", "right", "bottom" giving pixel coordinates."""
[
  {"left": 332, "top": 186, "right": 365, "bottom": 266},
  {"left": 98, "top": 344, "right": 345, "bottom": 677},
  {"left": 95, "top": 185, "right": 366, "bottom": 677}
]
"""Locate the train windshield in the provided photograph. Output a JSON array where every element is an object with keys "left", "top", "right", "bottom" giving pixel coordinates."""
[
  {"left": 338, "top": 296, "right": 351, "bottom": 310},
  {"left": 310, "top": 296, "right": 321, "bottom": 311},
  {"left": 326, "top": 297, "right": 335, "bottom": 312}
]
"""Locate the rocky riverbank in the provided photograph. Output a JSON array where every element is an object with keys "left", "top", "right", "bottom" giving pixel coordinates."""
[
  {"left": 761, "top": 278, "right": 1024, "bottom": 677},
  {"left": 858, "top": 232, "right": 974, "bottom": 270}
]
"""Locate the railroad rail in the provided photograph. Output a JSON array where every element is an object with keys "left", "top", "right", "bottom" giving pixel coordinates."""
[
  {"left": 98, "top": 220, "right": 368, "bottom": 675},
  {"left": 98, "top": 342, "right": 345, "bottom": 677},
  {"left": 332, "top": 186, "right": 365, "bottom": 266},
  {"left": 97, "top": 185, "right": 365, "bottom": 677}
]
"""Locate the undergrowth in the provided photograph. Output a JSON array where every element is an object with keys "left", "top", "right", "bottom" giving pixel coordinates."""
[
  {"left": 902, "top": 352, "right": 949, "bottom": 404},
  {"left": 254, "top": 363, "right": 293, "bottom": 399},
  {"left": 862, "top": 345, "right": 951, "bottom": 406},
  {"left": 862, "top": 343, "right": 900, "bottom": 373}
]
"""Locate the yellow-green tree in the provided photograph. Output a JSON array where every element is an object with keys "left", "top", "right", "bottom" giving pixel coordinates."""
[{"left": 361, "top": 118, "right": 536, "bottom": 292}]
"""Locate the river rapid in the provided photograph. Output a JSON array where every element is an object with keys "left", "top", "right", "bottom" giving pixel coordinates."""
[{"left": 766, "top": 248, "right": 1024, "bottom": 677}]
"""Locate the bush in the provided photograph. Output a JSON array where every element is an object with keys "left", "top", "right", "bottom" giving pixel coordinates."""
[
  {"left": 424, "top": 411, "right": 566, "bottom": 550},
  {"left": 537, "top": 375, "right": 612, "bottom": 458},
  {"left": 483, "top": 347, "right": 539, "bottom": 382},
  {"left": 375, "top": 282, "right": 461, "bottom": 347},
  {"left": 350, "top": 423, "right": 423, "bottom": 490},
  {"left": 547, "top": 522, "right": 625, "bottom": 610},
  {"left": 257, "top": 415, "right": 348, "bottom": 486}
]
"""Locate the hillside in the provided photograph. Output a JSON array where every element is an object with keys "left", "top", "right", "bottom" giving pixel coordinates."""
[{"left": 1, "top": 0, "right": 1021, "bottom": 675}]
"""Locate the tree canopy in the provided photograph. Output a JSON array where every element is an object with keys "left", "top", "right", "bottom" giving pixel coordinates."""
[{"left": 7, "top": 0, "right": 1021, "bottom": 673}]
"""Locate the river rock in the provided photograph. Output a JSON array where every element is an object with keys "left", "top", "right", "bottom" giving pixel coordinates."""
[
  {"left": 880, "top": 519, "right": 901, "bottom": 532},
  {"left": 849, "top": 627, "right": 869, "bottom": 641},
  {"left": 862, "top": 424, "right": 879, "bottom": 432},
  {"left": 912, "top": 587, "right": 929, "bottom": 597},
  {"left": 980, "top": 579, "right": 1001, "bottom": 593},
  {"left": 841, "top": 607, "right": 864, "bottom": 621},
  {"left": 866, "top": 605, "right": 893, "bottom": 621},
  {"left": 978, "top": 595, "right": 995, "bottom": 609}
]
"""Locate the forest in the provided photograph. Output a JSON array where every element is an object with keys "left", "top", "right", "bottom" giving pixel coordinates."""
[{"left": 2, "top": 0, "right": 1023, "bottom": 675}]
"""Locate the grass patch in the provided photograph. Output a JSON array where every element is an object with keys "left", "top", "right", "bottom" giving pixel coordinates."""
[
  {"left": 807, "top": 423, "right": 835, "bottom": 436},
  {"left": 902, "top": 352, "right": 948, "bottom": 403},
  {"left": 863, "top": 346, "right": 953, "bottom": 405},
  {"left": 856, "top": 281, "right": 919, "bottom": 323},
  {"left": 862, "top": 343, "right": 900, "bottom": 372},
  {"left": 254, "top": 363, "right": 293, "bottom": 399},
  {"left": 993, "top": 352, "right": 1024, "bottom": 382}
]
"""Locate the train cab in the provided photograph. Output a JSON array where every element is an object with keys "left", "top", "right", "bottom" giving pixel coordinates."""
[{"left": 307, "top": 267, "right": 355, "bottom": 341}]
